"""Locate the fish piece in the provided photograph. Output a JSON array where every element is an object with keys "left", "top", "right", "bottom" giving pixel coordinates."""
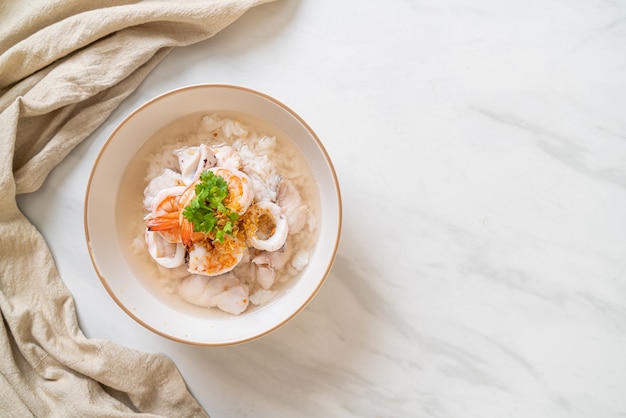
[
  {"left": 277, "top": 179, "right": 307, "bottom": 234},
  {"left": 178, "top": 273, "right": 249, "bottom": 315}
]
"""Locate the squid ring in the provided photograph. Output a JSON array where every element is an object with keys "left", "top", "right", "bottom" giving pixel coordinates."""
[{"left": 248, "top": 201, "right": 289, "bottom": 252}]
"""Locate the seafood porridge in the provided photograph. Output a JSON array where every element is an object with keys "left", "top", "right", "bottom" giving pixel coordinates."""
[{"left": 116, "top": 112, "right": 319, "bottom": 316}]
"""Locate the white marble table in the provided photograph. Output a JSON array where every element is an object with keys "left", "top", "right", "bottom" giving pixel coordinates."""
[{"left": 16, "top": 0, "right": 626, "bottom": 416}]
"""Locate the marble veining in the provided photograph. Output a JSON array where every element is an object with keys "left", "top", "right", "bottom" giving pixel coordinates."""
[{"left": 16, "top": 0, "right": 626, "bottom": 416}]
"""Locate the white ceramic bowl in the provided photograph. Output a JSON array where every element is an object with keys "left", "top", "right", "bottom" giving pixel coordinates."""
[{"left": 84, "top": 84, "right": 341, "bottom": 346}]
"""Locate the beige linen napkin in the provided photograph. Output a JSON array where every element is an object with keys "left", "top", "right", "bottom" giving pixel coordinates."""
[{"left": 0, "top": 0, "right": 274, "bottom": 416}]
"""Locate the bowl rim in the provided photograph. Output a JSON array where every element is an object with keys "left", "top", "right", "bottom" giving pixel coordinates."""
[{"left": 83, "top": 83, "right": 342, "bottom": 345}]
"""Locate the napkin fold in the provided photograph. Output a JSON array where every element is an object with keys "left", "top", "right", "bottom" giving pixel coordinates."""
[{"left": 0, "top": 0, "right": 274, "bottom": 416}]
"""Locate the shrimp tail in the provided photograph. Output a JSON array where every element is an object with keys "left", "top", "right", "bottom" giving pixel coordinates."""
[
  {"left": 181, "top": 218, "right": 195, "bottom": 247},
  {"left": 146, "top": 212, "right": 179, "bottom": 231}
]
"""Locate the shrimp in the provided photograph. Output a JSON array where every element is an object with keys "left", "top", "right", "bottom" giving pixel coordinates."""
[
  {"left": 176, "top": 181, "right": 210, "bottom": 247},
  {"left": 209, "top": 167, "right": 253, "bottom": 215},
  {"left": 187, "top": 234, "right": 246, "bottom": 276},
  {"left": 146, "top": 186, "right": 186, "bottom": 243},
  {"left": 145, "top": 182, "right": 203, "bottom": 246},
  {"left": 246, "top": 201, "right": 288, "bottom": 252}
]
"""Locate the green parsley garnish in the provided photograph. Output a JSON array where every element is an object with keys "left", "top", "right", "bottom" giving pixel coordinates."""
[{"left": 182, "top": 170, "right": 239, "bottom": 242}]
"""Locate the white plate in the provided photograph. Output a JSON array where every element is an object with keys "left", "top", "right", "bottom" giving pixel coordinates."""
[{"left": 84, "top": 84, "right": 341, "bottom": 346}]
